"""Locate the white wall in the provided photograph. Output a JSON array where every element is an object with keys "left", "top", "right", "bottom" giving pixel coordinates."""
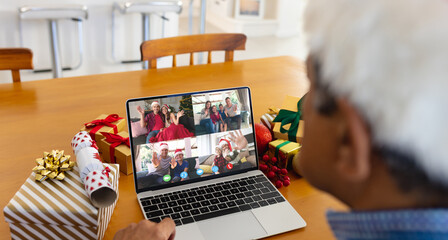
[
  {"left": 276, "top": 0, "right": 306, "bottom": 37},
  {"left": 206, "top": 0, "right": 305, "bottom": 38},
  {"left": 0, "top": 0, "right": 180, "bottom": 83}
]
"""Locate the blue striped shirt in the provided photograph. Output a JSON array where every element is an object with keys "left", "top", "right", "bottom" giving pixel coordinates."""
[{"left": 327, "top": 209, "right": 448, "bottom": 240}]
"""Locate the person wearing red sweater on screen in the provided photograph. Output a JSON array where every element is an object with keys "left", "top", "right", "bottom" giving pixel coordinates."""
[
  {"left": 210, "top": 105, "right": 224, "bottom": 133},
  {"left": 150, "top": 109, "right": 194, "bottom": 142},
  {"left": 211, "top": 145, "right": 227, "bottom": 174},
  {"left": 136, "top": 101, "right": 165, "bottom": 143}
]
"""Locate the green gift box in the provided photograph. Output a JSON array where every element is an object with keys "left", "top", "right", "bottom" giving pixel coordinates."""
[{"left": 273, "top": 95, "right": 305, "bottom": 144}]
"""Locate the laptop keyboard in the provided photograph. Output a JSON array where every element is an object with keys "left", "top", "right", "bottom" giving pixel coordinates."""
[{"left": 140, "top": 174, "right": 285, "bottom": 226}]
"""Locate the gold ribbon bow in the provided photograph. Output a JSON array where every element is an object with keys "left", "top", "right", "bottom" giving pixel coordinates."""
[
  {"left": 266, "top": 107, "right": 280, "bottom": 115},
  {"left": 32, "top": 150, "right": 75, "bottom": 182}
]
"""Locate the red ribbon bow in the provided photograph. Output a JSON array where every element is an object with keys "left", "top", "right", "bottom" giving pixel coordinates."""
[
  {"left": 100, "top": 132, "right": 130, "bottom": 164},
  {"left": 84, "top": 114, "right": 123, "bottom": 140}
]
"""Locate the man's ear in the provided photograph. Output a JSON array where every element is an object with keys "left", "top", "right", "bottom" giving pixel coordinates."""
[{"left": 335, "top": 98, "right": 371, "bottom": 183}]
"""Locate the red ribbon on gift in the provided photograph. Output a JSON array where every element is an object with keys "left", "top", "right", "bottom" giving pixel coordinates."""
[
  {"left": 102, "top": 167, "right": 111, "bottom": 178},
  {"left": 100, "top": 132, "right": 130, "bottom": 164},
  {"left": 84, "top": 114, "right": 123, "bottom": 140}
]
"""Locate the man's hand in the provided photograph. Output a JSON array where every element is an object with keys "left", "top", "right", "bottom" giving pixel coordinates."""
[
  {"left": 137, "top": 106, "right": 145, "bottom": 115},
  {"left": 229, "top": 130, "right": 248, "bottom": 150},
  {"left": 152, "top": 153, "right": 160, "bottom": 167},
  {"left": 114, "top": 218, "right": 176, "bottom": 240}
]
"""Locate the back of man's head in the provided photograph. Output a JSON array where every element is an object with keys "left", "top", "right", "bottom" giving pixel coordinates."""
[{"left": 304, "top": 0, "right": 448, "bottom": 202}]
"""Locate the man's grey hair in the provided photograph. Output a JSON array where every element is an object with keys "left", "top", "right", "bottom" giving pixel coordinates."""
[{"left": 305, "top": 0, "right": 448, "bottom": 194}]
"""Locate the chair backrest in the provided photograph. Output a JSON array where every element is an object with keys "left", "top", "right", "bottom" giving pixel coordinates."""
[
  {"left": 0, "top": 48, "right": 33, "bottom": 82},
  {"left": 140, "top": 33, "right": 247, "bottom": 69}
]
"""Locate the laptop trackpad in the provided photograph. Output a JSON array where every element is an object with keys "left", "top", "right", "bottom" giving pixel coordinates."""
[{"left": 197, "top": 211, "right": 267, "bottom": 240}]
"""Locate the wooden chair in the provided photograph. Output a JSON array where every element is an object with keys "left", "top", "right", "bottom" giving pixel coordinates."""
[
  {"left": 140, "top": 33, "right": 247, "bottom": 69},
  {"left": 0, "top": 48, "right": 33, "bottom": 82}
]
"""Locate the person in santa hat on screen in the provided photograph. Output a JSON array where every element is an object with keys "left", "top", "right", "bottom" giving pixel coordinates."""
[
  {"left": 219, "top": 130, "right": 251, "bottom": 170},
  {"left": 170, "top": 149, "right": 189, "bottom": 182},
  {"left": 212, "top": 145, "right": 227, "bottom": 174},
  {"left": 136, "top": 101, "right": 165, "bottom": 143},
  {"left": 137, "top": 142, "right": 172, "bottom": 187}
]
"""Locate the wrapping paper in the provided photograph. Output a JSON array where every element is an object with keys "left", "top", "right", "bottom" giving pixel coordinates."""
[
  {"left": 268, "top": 139, "right": 301, "bottom": 169},
  {"left": 98, "top": 131, "right": 133, "bottom": 175},
  {"left": 273, "top": 95, "right": 305, "bottom": 143},
  {"left": 72, "top": 133, "right": 118, "bottom": 208},
  {"left": 3, "top": 164, "right": 119, "bottom": 240},
  {"left": 260, "top": 107, "right": 279, "bottom": 131},
  {"left": 80, "top": 114, "right": 125, "bottom": 143},
  {"left": 71, "top": 131, "right": 98, "bottom": 155}
]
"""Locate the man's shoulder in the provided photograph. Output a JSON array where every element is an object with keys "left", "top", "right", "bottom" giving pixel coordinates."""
[{"left": 327, "top": 209, "right": 448, "bottom": 240}]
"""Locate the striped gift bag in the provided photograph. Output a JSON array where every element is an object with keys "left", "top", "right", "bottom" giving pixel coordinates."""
[
  {"left": 260, "top": 107, "right": 280, "bottom": 131},
  {"left": 3, "top": 164, "right": 119, "bottom": 240}
]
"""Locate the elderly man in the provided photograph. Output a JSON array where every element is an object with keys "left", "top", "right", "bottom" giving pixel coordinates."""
[
  {"left": 116, "top": 0, "right": 448, "bottom": 239},
  {"left": 297, "top": 0, "right": 448, "bottom": 239}
]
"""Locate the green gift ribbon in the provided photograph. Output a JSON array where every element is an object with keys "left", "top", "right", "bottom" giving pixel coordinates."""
[
  {"left": 273, "top": 95, "right": 306, "bottom": 142},
  {"left": 275, "top": 141, "right": 291, "bottom": 158}
]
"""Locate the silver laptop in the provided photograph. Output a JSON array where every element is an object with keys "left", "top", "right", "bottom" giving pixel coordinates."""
[{"left": 126, "top": 87, "right": 306, "bottom": 240}]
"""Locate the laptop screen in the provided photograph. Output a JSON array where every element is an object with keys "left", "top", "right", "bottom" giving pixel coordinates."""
[{"left": 126, "top": 87, "right": 258, "bottom": 193}]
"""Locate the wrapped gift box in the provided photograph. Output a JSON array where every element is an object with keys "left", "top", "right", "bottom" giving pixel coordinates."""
[
  {"left": 273, "top": 96, "right": 305, "bottom": 144},
  {"left": 268, "top": 139, "right": 301, "bottom": 169},
  {"left": 3, "top": 164, "right": 119, "bottom": 240},
  {"left": 98, "top": 131, "right": 132, "bottom": 175},
  {"left": 80, "top": 114, "right": 126, "bottom": 143}
]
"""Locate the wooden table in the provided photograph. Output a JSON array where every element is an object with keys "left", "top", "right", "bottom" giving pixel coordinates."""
[{"left": 0, "top": 56, "right": 346, "bottom": 240}]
